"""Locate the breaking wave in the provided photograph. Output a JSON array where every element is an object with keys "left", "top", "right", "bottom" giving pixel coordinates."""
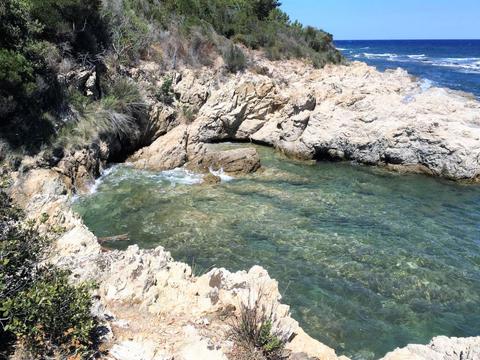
[{"left": 352, "top": 52, "right": 480, "bottom": 74}]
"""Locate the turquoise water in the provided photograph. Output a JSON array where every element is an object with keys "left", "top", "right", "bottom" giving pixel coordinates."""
[{"left": 74, "top": 145, "right": 480, "bottom": 359}]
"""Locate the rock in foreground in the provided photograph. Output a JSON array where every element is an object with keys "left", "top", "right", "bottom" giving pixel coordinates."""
[
  {"left": 381, "top": 336, "right": 480, "bottom": 360},
  {"left": 187, "top": 147, "right": 261, "bottom": 174}
]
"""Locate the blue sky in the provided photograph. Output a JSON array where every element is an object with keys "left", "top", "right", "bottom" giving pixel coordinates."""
[{"left": 280, "top": 0, "right": 480, "bottom": 40}]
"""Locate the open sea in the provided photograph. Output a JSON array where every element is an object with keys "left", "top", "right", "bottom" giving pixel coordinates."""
[{"left": 335, "top": 40, "right": 480, "bottom": 98}]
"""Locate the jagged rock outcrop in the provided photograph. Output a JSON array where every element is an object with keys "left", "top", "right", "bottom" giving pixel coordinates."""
[
  {"left": 128, "top": 125, "right": 189, "bottom": 171},
  {"left": 131, "top": 59, "right": 480, "bottom": 181},
  {"left": 51, "top": 220, "right": 348, "bottom": 360},
  {"left": 380, "top": 336, "right": 480, "bottom": 360}
]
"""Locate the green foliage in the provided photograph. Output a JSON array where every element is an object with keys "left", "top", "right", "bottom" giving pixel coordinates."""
[
  {"left": 181, "top": 106, "right": 197, "bottom": 123},
  {"left": 258, "top": 321, "right": 283, "bottom": 354},
  {"left": 99, "top": 0, "right": 342, "bottom": 67},
  {"left": 2, "top": 270, "right": 96, "bottom": 356},
  {"left": 0, "top": 49, "right": 35, "bottom": 94},
  {"left": 253, "top": 0, "right": 282, "bottom": 20},
  {"left": 156, "top": 77, "right": 174, "bottom": 104},
  {"left": 0, "top": 0, "right": 41, "bottom": 50},
  {"left": 224, "top": 44, "right": 247, "bottom": 73},
  {"left": 29, "top": 0, "right": 108, "bottom": 56},
  {"left": 0, "top": 209, "right": 46, "bottom": 303},
  {"left": 143, "top": 0, "right": 341, "bottom": 67},
  {"left": 102, "top": 0, "right": 152, "bottom": 63},
  {"left": 0, "top": 189, "right": 97, "bottom": 358},
  {"left": 0, "top": 0, "right": 111, "bottom": 154}
]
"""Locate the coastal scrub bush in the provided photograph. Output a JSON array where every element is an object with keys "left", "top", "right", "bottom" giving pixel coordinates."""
[
  {"left": 0, "top": 0, "right": 107, "bottom": 154},
  {"left": 0, "top": 189, "right": 98, "bottom": 358},
  {"left": 2, "top": 270, "right": 97, "bottom": 357},
  {"left": 57, "top": 77, "right": 145, "bottom": 149},
  {"left": 228, "top": 293, "right": 286, "bottom": 360},
  {"left": 102, "top": 0, "right": 154, "bottom": 63},
  {"left": 224, "top": 44, "right": 247, "bottom": 73}
]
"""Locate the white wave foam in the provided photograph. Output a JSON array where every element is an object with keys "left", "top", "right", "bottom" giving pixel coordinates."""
[
  {"left": 362, "top": 53, "right": 427, "bottom": 62},
  {"left": 209, "top": 167, "right": 234, "bottom": 182},
  {"left": 155, "top": 168, "right": 204, "bottom": 186},
  {"left": 427, "top": 57, "right": 480, "bottom": 73},
  {"left": 353, "top": 52, "right": 480, "bottom": 73},
  {"left": 88, "top": 165, "right": 118, "bottom": 194},
  {"left": 363, "top": 52, "right": 397, "bottom": 58},
  {"left": 407, "top": 54, "right": 427, "bottom": 60}
]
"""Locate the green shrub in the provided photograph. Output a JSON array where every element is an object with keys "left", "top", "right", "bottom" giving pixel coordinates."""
[
  {"left": 228, "top": 293, "right": 286, "bottom": 360},
  {"left": 0, "top": 0, "right": 41, "bottom": 50},
  {"left": 155, "top": 77, "right": 174, "bottom": 104},
  {"left": 2, "top": 270, "right": 96, "bottom": 357},
  {"left": 102, "top": 0, "right": 153, "bottom": 63},
  {"left": 0, "top": 190, "right": 98, "bottom": 358},
  {"left": 224, "top": 44, "right": 247, "bottom": 73},
  {"left": 0, "top": 49, "right": 36, "bottom": 95},
  {"left": 253, "top": 0, "right": 281, "bottom": 20},
  {"left": 181, "top": 106, "right": 198, "bottom": 123}
]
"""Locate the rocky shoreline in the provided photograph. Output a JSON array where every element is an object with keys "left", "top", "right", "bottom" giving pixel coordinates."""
[
  {"left": 128, "top": 57, "right": 480, "bottom": 182},
  {"left": 8, "top": 57, "right": 480, "bottom": 359}
]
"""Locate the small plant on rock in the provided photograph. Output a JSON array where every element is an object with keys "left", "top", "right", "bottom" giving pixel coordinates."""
[
  {"left": 156, "top": 77, "right": 174, "bottom": 105},
  {"left": 228, "top": 291, "right": 286, "bottom": 360}
]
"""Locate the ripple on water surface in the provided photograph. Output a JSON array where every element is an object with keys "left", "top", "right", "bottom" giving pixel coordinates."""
[{"left": 74, "top": 145, "right": 480, "bottom": 360}]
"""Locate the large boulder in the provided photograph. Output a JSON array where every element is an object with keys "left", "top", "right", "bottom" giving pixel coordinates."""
[
  {"left": 188, "top": 147, "right": 261, "bottom": 175},
  {"left": 128, "top": 125, "right": 189, "bottom": 171}
]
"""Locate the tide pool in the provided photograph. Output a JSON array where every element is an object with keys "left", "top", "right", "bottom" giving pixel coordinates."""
[{"left": 74, "top": 145, "right": 480, "bottom": 359}]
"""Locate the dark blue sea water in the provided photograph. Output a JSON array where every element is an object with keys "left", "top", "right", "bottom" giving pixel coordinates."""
[{"left": 335, "top": 40, "right": 480, "bottom": 98}]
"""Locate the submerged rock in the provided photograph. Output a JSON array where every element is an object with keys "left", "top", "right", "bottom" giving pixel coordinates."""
[{"left": 202, "top": 173, "right": 222, "bottom": 185}]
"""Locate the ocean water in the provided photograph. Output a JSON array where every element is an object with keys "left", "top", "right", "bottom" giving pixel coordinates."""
[
  {"left": 74, "top": 145, "right": 480, "bottom": 360},
  {"left": 335, "top": 40, "right": 480, "bottom": 98}
]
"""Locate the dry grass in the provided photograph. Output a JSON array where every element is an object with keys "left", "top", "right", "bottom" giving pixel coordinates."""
[{"left": 56, "top": 78, "right": 146, "bottom": 150}]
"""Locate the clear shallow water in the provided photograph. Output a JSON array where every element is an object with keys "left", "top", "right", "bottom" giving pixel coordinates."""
[
  {"left": 74, "top": 145, "right": 480, "bottom": 359},
  {"left": 335, "top": 40, "right": 480, "bottom": 98}
]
